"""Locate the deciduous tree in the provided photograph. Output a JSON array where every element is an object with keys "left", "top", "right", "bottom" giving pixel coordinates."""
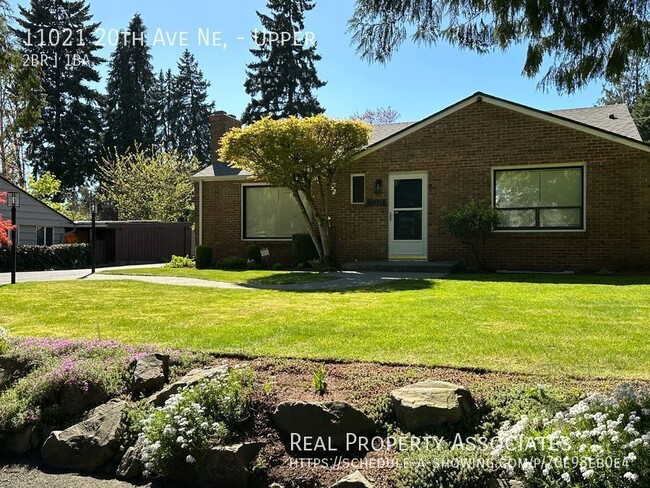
[
  {"left": 220, "top": 116, "right": 371, "bottom": 259},
  {"left": 0, "top": 191, "right": 14, "bottom": 248},
  {"left": 351, "top": 106, "right": 400, "bottom": 124}
]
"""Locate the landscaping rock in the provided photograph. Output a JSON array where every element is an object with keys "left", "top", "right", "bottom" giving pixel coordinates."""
[
  {"left": 41, "top": 399, "right": 127, "bottom": 471},
  {"left": 2, "top": 425, "right": 40, "bottom": 454},
  {"left": 131, "top": 353, "right": 169, "bottom": 396},
  {"left": 488, "top": 479, "right": 525, "bottom": 488},
  {"left": 116, "top": 442, "right": 142, "bottom": 480},
  {"left": 331, "top": 470, "right": 373, "bottom": 487},
  {"left": 197, "top": 442, "right": 263, "bottom": 488},
  {"left": 148, "top": 365, "right": 228, "bottom": 406},
  {"left": 273, "top": 401, "right": 376, "bottom": 453},
  {"left": 58, "top": 384, "right": 109, "bottom": 416},
  {"left": 390, "top": 380, "right": 477, "bottom": 434}
]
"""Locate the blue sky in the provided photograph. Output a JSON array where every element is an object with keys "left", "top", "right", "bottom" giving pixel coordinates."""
[{"left": 13, "top": 0, "right": 605, "bottom": 122}]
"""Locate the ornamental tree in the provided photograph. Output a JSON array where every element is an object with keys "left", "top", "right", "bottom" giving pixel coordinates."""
[
  {"left": 0, "top": 191, "right": 15, "bottom": 248},
  {"left": 220, "top": 115, "right": 372, "bottom": 260}
]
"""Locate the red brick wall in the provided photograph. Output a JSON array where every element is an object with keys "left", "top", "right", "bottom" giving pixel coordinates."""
[{"left": 199, "top": 101, "right": 650, "bottom": 271}]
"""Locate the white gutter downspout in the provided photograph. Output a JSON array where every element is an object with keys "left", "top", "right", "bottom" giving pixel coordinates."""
[{"left": 198, "top": 180, "right": 203, "bottom": 246}]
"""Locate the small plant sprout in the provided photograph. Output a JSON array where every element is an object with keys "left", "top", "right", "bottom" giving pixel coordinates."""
[{"left": 312, "top": 365, "right": 328, "bottom": 396}]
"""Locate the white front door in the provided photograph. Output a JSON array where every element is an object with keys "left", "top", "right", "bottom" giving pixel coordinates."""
[{"left": 388, "top": 172, "right": 428, "bottom": 260}]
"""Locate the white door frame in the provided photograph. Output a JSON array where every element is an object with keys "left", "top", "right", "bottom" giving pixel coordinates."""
[{"left": 388, "top": 172, "right": 428, "bottom": 260}]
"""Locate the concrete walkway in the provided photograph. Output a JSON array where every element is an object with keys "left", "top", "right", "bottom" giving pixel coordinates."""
[{"left": 1, "top": 264, "right": 445, "bottom": 291}]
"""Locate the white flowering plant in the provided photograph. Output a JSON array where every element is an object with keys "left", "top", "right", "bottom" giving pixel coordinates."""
[
  {"left": 0, "top": 326, "right": 9, "bottom": 354},
  {"left": 492, "top": 384, "right": 650, "bottom": 486},
  {"left": 139, "top": 366, "right": 255, "bottom": 478}
]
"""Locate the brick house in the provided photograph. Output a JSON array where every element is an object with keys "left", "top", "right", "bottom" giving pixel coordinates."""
[{"left": 191, "top": 93, "right": 650, "bottom": 271}]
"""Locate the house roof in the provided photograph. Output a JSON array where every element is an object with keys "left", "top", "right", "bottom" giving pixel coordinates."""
[
  {"left": 192, "top": 92, "right": 649, "bottom": 181},
  {"left": 0, "top": 174, "right": 75, "bottom": 225}
]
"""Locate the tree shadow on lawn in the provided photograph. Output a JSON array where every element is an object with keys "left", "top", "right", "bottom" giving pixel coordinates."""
[
  {"left": 270, "top": 278, "right": 438, "bottom": 294},
  {"left": 448, "top": 272, "right": 650, "bottom": 286}
]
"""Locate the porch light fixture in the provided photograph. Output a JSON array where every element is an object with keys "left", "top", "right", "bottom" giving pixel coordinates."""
[{"left": 374, "top": 179, "right": 383, "bottom": 194}]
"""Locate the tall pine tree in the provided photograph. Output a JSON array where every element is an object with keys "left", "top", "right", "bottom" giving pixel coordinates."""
[
  {"left": 104, "top": 13, "right": 156, "bottom": 156},
  {"left": 151, "top": 69, "right": 175, "bottom": 152},
  {"left": 170, "top": 50, "right": 214, "bottom": 166},
  {"left": 242, "top": 0, "right": 325, "bottom": 124},
  {"left": 15, "top": 0, "right": 103, "bottom": 190}
]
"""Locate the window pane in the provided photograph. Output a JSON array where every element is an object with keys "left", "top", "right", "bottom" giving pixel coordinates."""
[
  {"left": 394, "top": 210, "right": 422, "bottom": 240},
  {"left": 540, "top": 168, "right": 582, "bottom": 207},
  {"left": 46, "top": 227, "right": 54, "bottom": 246},
  {"left": 244, "top": 187, "right": 309, "bottom": 238},
  {"left": 37, "top": 227, "right": 44, "bottom": 245},
  {"left": 394, "top": 179, "right": 422, "bottom": 209},
  {"left": 495, "top": 170, "right": 540, "bottom": 208},
  {"left": 497, "top": 209, "right": 536, "bottom": 228},
  {"left": 352, "top": 175, "right": 365, "bottom": 203},
  {"left": 540, "top": 208, "right": 582, "bottom": 228}
]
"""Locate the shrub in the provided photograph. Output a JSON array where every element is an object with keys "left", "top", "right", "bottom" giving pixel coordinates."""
[
  {"left": 165, "top": 255, "right": 194, "bottom": 268},
  {"left": 0, "top": 327, "right": 8, "bottom": 355},
  {"left": 396, "top": 441, "right": 496, "bottom": 487},
  {"left": 0, "top": 243, "right": 92, "bottom": 272},
  {"left": 217, "top": 256, "right": 247, "bottom": 270},
  {"left": 139, "top": 367, "right": 255, "bottom": 477},
  {"left": 441, "top": 198, "right": 500, "bottom": 270},
  {"left": 292, "top": 233, "right": 318, "bottom": 267},
  {"left": 271, "top": 262, "right": 283, "bottom": 270},
  {"left": 308, "top": 255, "right": 336, "bottom": 271},
  {"left": 246, "top": 245, "right": 263, "bottom": 264},
  {"left": 195, "top": 245, "right": 213, "bottom": 269},
  {"left": 492, "top": 385, "right": 650, "bottom": 486}
]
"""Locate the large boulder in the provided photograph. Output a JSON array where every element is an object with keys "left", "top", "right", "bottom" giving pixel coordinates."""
[
  {"left": 131, "top": 353, "right": 169, "bottom": 396},
  {"left": 116, "top": 442, "right": 142, "bottom": 480},
  {"left": 197, "top": 442, "right": 263, "bottom": 488},
  {"left": 390, "top": 381, "right": 477, "bottom": 434},
  {"left": 272, "top": 401, "right": 376, "bottom": 453},
  {"left": 148, "top": 365, "right": 228, "bottom": 406},
  {"left": 2, "top": 425, "right": 40, "bottom": 454},
  {"left": 331, "top": 470, "right": 374, "bottom": 487},
  {"left": 41, "top": 399, "right": 127, "bottom": 471},
  {"left": 58, "top": 384, "right": 109, "bottom": 416}
]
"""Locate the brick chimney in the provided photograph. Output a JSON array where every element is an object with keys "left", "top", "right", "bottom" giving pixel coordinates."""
[{"left": 209, "top": 111, "right": 242, "bottom": 163}]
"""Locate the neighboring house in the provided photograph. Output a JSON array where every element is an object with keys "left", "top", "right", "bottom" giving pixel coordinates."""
[
  {"left": 0, "top": 175, "right": 75, "bottom": 246},
  {"left": 191, "top": 93, "right": 650, "bottom": 271}
]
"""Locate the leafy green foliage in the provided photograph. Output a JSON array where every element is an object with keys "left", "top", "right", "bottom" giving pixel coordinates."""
[
  {"left": 221, "top": 116, "right": 371, "bottom": 259},
  {"left": 0, "top": 243, "right": 91, "bottom": 272},
  {"left": 104, "top": 14, "right": 157, "bottom": 156},
  {"left": 442, "top": 198, "right": 500, "bottom": 270},
  {"left": 15, "top": 0, "right": 103, "bottom": 189},
  {"left": 165, "top": 255, "right": 195, "bottom": 269},
  {"left": 312, "top": 365, "right": 327, "bottom": 395},
  {"left": 99, "top": 146, "right": 195, "bottom": 221},
  {"left": 217, "top": 256, "right": 248, "bottom": 270},
  {"left": 139, "top": 367, "right": 255, "bottom": 477},
  {"left": 349, "top": 0, "right": 650, "bottom": 92},
  {"left": 632, "top": 83, "right": 650, "bottom": 142},
  {"left": 242, "top": 0, "right": 325, "bottom": 124},
  {"left": 194, "top": 245, "right": 213, "bottom": 269},
  {"left": 292, "top": 233, "right": 318, "bottom": 266}
]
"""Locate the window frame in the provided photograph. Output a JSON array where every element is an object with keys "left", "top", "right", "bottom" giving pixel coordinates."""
[
  {"left": 492, "top": 164, "right": 586, "bottom": 232},
  {"left": 36, "top": 226, "right": 54, "bottom": 246},
  {"left": 350, "top": 174, "right": 366, "bottom": 204},
  {"left": 241, "top": 183, "right": 308, "bottom": 241}
]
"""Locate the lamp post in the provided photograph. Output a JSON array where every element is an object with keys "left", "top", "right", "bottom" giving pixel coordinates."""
[
  {"left": 7, "top": 192, "right": 19, "bottom": 285},
  {"left": 90, "top": 198, "right": 97, "bottom": 274}
]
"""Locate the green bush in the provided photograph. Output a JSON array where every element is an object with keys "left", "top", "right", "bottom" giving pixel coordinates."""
[
  {"left": 493, "top": 385, "right": 650, "bottom": 486},
  {"left": 139, "top": 367, "right": 255, "bottom": 477},
  {"left": 246, "top": 245, "right": 263, "bottom": 264},
  {"left": 0, "top": 244, "right": 92, "bottom": 272},
  {"left": 292, "top": 233, "right": 318, "bottom": 267},
  {"left": 195, "top": 246, "right": 213, "bottom": 269},
  {"left": 272, "top": 262, "right": 283, "bottom": 270},
  {"left": 217, "top": 256, "right": 247, "bottom": 270},
  {"left": 441, "top": 198, "right": 500, "bottom": 270},
  {"left": 308, "top": 255, "right": 336, "bottom": 271},
  {"left": 165, "top": 255, "right": 195, "bottom": 268}
]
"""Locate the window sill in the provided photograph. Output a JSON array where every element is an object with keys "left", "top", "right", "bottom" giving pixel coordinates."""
[{"left": 492, "top": 229, "right": 586, "bottom": 234}]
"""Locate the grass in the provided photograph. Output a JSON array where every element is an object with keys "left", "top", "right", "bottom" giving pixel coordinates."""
[
  {"left": 1, "top": 274, "right": 649, "bottom": 379},
  {"left": 100, "top": 267, "right": 338, "bottom": 285}
]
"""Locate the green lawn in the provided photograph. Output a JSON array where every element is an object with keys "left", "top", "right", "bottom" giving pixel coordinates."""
[
  {"left": 1, "top": 274, "right": 649, "bottom": 379},
  {"left": 100, "top": 267, "right": 338, "bottom": 285}
]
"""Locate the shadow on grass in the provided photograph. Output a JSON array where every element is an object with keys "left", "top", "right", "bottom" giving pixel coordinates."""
[
  {"left": 251, "top": 278, "right": 438, "bottom": 294},
  {"left": 447, "top": 272, "right": 650, "bottom": 286}
]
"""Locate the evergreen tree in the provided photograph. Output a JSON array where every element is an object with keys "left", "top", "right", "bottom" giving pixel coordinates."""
[
  {"left": 14, "top": 0, "right": 103, "bottom": 190},
  {"left": 104, "top": 13, "right": 156, "bottom": 156},
  {"left": 632, "top": 83, "right": 650, "bottom": 143},
  {"left": 170, "top": 50, "right": 214, "bottom": 165},
  {"left": 242, "top": 0, "right": 325, "bottom": 124},
  {"left": 151, "top": 69, "right": 175, "bottom": 152}
]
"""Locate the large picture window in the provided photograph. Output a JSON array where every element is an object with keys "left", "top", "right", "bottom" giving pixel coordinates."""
[
  {"left": 37, "top": 226, "right": 54, "bottom": 246},
  {"left": 494, "top": 166, "right": 584, "bottom": 230},
  {"left": 243, "top": 186, "right": 309, "bottom": 239}
]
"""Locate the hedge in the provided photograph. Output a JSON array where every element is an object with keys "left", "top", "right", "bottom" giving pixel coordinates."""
[
  {"left": 291, "top": 233, "right": 319, "bottom": 267},
  {"left": 0, "top": 244, "right": 92, "bottom": 272}
]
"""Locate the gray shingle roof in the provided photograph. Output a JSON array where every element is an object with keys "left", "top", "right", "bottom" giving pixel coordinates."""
[{"left": 549, "top": 104, "right": 641, "bottom": 141}]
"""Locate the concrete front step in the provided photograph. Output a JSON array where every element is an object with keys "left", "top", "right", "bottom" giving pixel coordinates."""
[{"left": 342, "top": 260, "right": 459, "bottom": 273}]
